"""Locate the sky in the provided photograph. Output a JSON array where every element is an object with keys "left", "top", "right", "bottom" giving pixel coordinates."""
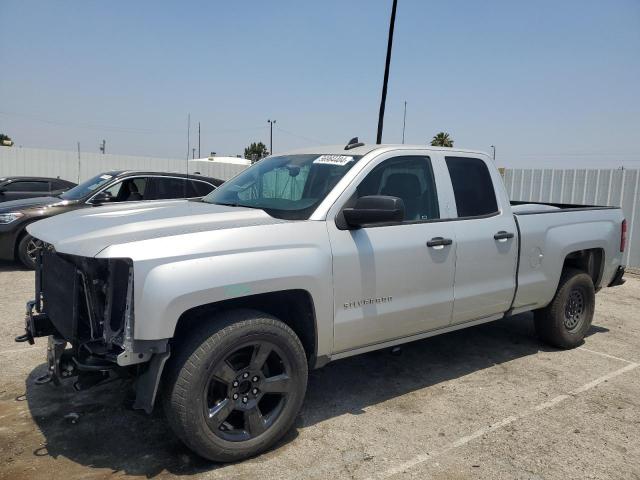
[{"left": 1, "top": 0, "right": 639, "bottom": 168}]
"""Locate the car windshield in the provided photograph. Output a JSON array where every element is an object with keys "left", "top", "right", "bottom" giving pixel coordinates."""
[
  {"left": 59, "top": 173, "right": 116, "bottom": 200},
  {"left": 202, "top": 154, "right": 362, "bottom": 220}
]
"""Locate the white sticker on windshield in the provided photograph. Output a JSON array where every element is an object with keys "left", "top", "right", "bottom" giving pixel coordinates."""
[
  {"left": 99, "top": 174, "right": 113, "bottom": 180},
  {"left": 313, "top": 155, "right": 354, "bottom": 166}
]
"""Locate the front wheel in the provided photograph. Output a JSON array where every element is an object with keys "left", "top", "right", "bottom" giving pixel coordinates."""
[
  {"left": 162, "top": 310, "right": 308, "bottom": 462},
  {"left": 17, "top": 233, "right": 42, "bottom": 270},
  {"left": 534, "top": 268, "right": 595, "bottom": 349}
]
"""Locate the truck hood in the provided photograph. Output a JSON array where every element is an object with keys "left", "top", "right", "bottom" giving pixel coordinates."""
[{"left": 27, "top": 200, "right": 288, "bottom": 258}]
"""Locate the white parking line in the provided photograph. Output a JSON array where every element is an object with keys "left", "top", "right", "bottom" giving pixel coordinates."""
[
  {"left": 578, "top": 346, "right": 636, "bottom": 364},
  {"left": 369, "top": 352, "right": 639, "bottom": 479}
]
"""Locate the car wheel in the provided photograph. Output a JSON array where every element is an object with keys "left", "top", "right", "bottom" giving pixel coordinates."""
[
  {"left": 534, "top": 268, "right": 595, "bottom": 349},
  {"left": 162, "top": 309, "right": 308, "bottom": 462},
  {"left": 17, "top": 233, "right": 42, "bottom": 270}
]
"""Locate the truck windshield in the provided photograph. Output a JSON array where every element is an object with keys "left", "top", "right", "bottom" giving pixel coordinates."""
[
  {"left": 203, "top": 154, "right": 362, "bottom": 219},
  {"left": 60, "top": 173, "right": 117, "bottom": 201}
]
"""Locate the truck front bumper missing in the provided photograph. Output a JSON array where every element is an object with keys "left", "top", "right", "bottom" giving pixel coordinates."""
[{"left": 16, "top": 300, "right": 169, "bottom": 413}]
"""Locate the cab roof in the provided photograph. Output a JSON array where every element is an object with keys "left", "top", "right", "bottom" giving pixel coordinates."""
[{"left": 279, "top": 143, "right": 490, "bottom": 158}]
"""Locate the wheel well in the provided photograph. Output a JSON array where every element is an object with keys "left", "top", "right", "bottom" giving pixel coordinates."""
[
  {"left": 562, "top": 248, "right": 604, "bottom": 287},
  {"left": 173, "top": 289, "right": 317, "bottom": 364},
  {"left": 13, "top": 226, "right": 30, "bottom": 260}
]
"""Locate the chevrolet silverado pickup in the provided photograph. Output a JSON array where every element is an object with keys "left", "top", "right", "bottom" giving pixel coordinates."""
[{"left": 16, "top": 141, "right": 626, "bottom": 462}]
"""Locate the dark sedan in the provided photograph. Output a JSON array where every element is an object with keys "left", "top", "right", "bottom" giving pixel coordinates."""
[
  {"left": 0, "top": 170, "right": 223, "bottom": 268},
  {"left": 0, "top": 176, "right": 76, "bottom": 202}
]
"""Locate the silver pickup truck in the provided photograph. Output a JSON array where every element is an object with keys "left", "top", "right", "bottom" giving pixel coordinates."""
[{"left": 17, "top": 142, "right": 626, "bottom": 462}]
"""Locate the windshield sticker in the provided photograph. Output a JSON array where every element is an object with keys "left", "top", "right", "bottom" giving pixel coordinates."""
[
  {"left": 99, "top": 174, "right": 113, "bottom": 180},
  {"left": 313, "top": 155, "right": 354, "bottom": 166}
]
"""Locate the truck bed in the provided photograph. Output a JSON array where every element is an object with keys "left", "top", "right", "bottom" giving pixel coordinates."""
[{"left": 509, "top": 201, "right": 624, "bottom": 315}]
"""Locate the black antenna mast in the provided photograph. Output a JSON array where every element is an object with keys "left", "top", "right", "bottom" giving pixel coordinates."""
[{"left": 376, "top": 0, "right": 398, "bottom": 144}]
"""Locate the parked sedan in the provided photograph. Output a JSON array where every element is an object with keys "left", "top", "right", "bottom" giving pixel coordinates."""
[
  {"left": 0, "top": 176, "right": 76, "bottom": 202},
  {"left": 0, "top": 170, "right": 222, "bottom": 268}
]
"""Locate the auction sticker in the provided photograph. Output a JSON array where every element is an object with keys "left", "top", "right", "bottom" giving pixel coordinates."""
[{"left": 314, "top": 155, "right": 354, "bottom": 166}]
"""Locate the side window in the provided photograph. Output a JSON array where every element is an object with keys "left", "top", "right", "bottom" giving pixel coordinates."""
[
  {"left": 101, "top": 181, "right": 124, "bottom": 200},
  {"left": 4, "top": 181, "right": 50, "bottom": 192},
  {"left": 187, "top": 180, "right": 215, "bottom": 197},
  {"left": 102, "top": 178, "right": 148, "bottom": 202},
  {"left": 150, "top": 177, "right": 188, "bottom": 200},
  {"left": 356, "top": 156, "right": 439, "bottom": 221},
  {"left": 445, "top": 157, "right": 498, "bottom": 217}
]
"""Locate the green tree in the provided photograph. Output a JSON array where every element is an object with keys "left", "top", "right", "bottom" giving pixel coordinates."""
[
  {"left": 0, "top": 133, "right": 13, "bottom": 147},
  {"left": 244, "top": 142, "right": 269, "bottom": 163},
  {"left": 430, "top": 132, "right": 453, "bottom": 147}
]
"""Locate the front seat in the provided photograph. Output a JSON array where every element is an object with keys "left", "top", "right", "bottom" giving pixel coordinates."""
[
  {"left": 126, "top": 182, "right": 143, "bottom": 201},
  {"left": 380, "top": 173, "right": 422, "bottom": 220}
]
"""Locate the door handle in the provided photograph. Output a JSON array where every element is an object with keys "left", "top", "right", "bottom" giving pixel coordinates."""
[
  {"left": 494, "top": 231, "right": 515, "bottom": 241},
  {"left": 427, "top": 237, "right": 453, "bottom": 248}
]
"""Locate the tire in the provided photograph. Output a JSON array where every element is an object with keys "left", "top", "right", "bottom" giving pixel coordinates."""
[
  {"left": 162, "top": 309, "right": 308, "bottom": 462},
  {"left": 534, "top": 268, "right": 595, "bottom": 349},
  {"left": 17, "top": 233, "right": 41, "bottom": 270}
]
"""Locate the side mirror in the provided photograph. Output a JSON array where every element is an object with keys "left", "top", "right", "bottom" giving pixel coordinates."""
[
  {"left": 91, "top": 191, "right": 113, "bottom": 204},
  {"left": 343, "top": 195, "right": 405, "bottom": 228}
]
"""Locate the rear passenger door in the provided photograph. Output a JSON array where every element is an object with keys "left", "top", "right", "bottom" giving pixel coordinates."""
[{"left": 445, "top": 157, "right": 518, "bottom": 324}]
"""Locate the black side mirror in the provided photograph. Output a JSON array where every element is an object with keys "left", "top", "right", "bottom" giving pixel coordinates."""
[
  {"left": 343, "top": 195, "right": 405, "bottom": 228},
  {"left": 91, "top": 191, "right": 113, "bottom": 204}
]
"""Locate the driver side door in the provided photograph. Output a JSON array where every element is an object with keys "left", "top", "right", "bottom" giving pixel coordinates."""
[{"left": 327, "top": 153, "right": 457, "bottom": 353}]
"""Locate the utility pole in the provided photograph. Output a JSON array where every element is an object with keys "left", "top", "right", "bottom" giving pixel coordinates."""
[
  {"left": 267, "top": 119, "right": 276, "bottom": 155},
  {"left": 491, "top": 145, "right": 496, "bottom": 162},
  {"left": 376, "top": 0, "right": 398, "bottom": 144},
  {"left": 192, "top": 148, "right": 196, "bottom": 159},
  {"left": 99, "top": 139, "right": 106, "bottom": 154},
  {"left": 402, "top": 100, "right": 407, "bottom": 144},
  {"left": 198, "top": 122, "right": 201, "bottom": 158},
  {"left": 186, "top": 114, "right": 191, "bottom": 161}
]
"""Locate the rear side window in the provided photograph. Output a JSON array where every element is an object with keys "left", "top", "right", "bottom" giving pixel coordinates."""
[
  {"left": 4, "top": 181, "right": 50, "bottom": 192},
  {"left": 150, "top": 177, "right": 188, "bottom": 199},
  {"left": 445, "top": 157, "right": 498, "bottom": 218}
]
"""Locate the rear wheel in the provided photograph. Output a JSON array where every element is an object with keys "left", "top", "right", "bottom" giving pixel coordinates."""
[
  {"left": 17, "top": 233, "right": 41, "bottom": 270},
  {"left": 162, "top": 310, "right": 308, "bottom": 462},
  {"left": 534, "top": 268, "right": 595, "bottom": 349}
]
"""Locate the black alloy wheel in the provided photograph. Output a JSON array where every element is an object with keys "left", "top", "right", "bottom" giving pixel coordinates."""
[{"left": 204, "top": 341, "right": 294, "bottom": 442}]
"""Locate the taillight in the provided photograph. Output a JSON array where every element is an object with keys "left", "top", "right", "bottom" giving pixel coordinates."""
[{"left": 621, "top": 219, "right": 627, "bottom": 252}]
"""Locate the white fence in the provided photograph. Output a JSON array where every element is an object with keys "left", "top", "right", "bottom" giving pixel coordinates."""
[
  {"left": 504, "top": 168, "right": 640, "bottom": 267},
  {"left": 0, "top": 147, "right": 247, "bottom": 183}
]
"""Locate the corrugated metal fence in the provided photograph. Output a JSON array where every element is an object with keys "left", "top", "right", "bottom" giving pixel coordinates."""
[
  {"left": 504, "top": 168, "right": 640, "bottom": 267},
  {"left": 0, "top": 147, "right": 247, "bottom": 183}
]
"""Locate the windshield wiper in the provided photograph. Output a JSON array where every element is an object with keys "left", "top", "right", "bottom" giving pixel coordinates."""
[{"left": 213, "top": 202, "right": 263, "bottom": 210}]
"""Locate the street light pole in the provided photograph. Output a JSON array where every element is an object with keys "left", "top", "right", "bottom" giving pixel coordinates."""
[
  {"left": 267, "top": 119, "right": 276, "bottom": 154},
  {"left": 402, "top": 100, "right": 407, "bottom": 144},
  {"left": 491, "top": 145, "right": 496, "bottom": 162}
]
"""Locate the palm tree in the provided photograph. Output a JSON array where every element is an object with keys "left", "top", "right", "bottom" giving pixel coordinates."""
[{"left": 430, "top": 132, "right": 453, "bottom": 147}]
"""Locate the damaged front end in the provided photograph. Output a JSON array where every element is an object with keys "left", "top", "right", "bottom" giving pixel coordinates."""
[{"left": 15, "top": 244, "right": 169, "bottom": 413}]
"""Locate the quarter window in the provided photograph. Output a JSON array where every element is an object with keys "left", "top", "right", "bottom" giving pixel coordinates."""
[
  {"left": 445, "top": 157, "right": 498, "bottom": 217},
  {"left": 356, "top": 156, "right": 439, "bottom": 221}
]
